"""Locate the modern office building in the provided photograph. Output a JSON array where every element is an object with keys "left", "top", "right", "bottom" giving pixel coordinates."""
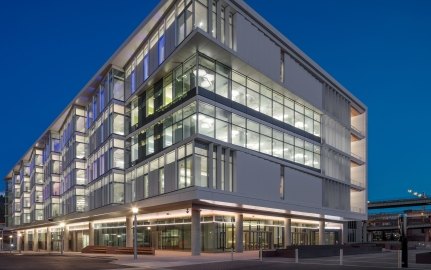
[{"left": 4, "top": 0, "right": 367, "bottom": 254}]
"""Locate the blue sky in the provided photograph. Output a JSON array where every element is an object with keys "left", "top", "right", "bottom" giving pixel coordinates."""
[{"left": 0, "top": 0, "right": 430, "bottom": 201}]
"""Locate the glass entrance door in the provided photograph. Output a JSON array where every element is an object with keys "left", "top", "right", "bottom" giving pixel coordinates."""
[{"left": 244, "top": 231, "right": 272, "bottom": 250}]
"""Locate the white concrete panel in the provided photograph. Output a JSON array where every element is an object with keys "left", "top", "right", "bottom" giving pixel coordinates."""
[
  {"left": 235, "top": 14, "right": 280, "bottom": 83},
  {"left": 235, "top": 152, "right": 280, "bottom": 201},
  {"left": 284, "top": 53, "right": 323, "bottom": 110},
  {"left": 285, "top": 167, "right": 322, "bottom": 208}
]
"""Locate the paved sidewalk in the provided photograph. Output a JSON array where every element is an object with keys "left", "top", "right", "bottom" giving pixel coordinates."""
[{"left": 111, "top": 250, "right": 260, "bottom": 269}]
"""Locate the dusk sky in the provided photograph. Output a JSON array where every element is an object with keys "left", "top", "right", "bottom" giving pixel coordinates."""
[{"left": 0, "top": 0, "right": 430, "bottom": 201}]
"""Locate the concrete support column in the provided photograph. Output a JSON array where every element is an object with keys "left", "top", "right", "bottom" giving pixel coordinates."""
[
  {"left": 126, "top": 216, "right": 133, "bottom": 248},
  {"left": 235, "top": 214, "right": 244, "bottom": 253},
  {"left": 89, "top": 222, "right": 94, "bottom": 246},
  {"left": 23, "top": 231, "right": 29, "bottom": 251},
  {"left": 191, "top": 209, "right": 201, "bottom": 256},
  {"left": 426, "top": 229, "right": 431, "bottom": 242},
  {"left": 342, "top": 222, "right": 348, "bottom": 245},
  {"left": 33, "top": 229, "right": 38, "bottom": 251},
  {"left": 319, "top": 221, "right": 325, "bottom": 245},
  {"left": 46, "top": 228, "right": 51, "bottom": 252},
  {"left": 71, "top": 231, "right": 76, "bottom": 252},
  {"left": 284, "top": 218, "right": 292, "bottom": 247},
  {"left": 63, "top": 226, "right": 69, "bottom": 252}
]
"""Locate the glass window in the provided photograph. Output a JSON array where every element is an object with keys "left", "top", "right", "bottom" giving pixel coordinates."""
[
  {"left": 284, "top": 143, "right": 294, "bottom": 161},
  {"left": 144, "top": 175, "right": 149, "bottom": 198},
  {"left": 159, "top": 169, "right": 165, "bottom": 194},
  {"left": 294, "top": 111, "right": 304, "bottom": 129},
  {"left": 273, "top": 101, "right": 283, "bottom": 121},
  {"left": 260, "top": 135, "right": 272, "bottom": 155},
  {"left": 247, "top": 89, "right": 259, "bottom": 111},
  {"left": 314, "top": 121, "right": 321, "bottom": 137},
  {"left": 232, "top": 114, "right": 246, "bottom": 127},
  {"left": 146, "top": 131, "right": 154, "bottom": 155},
  {"left": 112, "top": 114, "right": 124, "bottom": 135},
  {"left": 146, "top": 88, "right": 155, "bottom": 117},
  {"left": 232, "top": 81, "right": 246, "bottom": 106},
  {"left": 113, "top": 149, "right": 125, "bottom": 169},
  {"left": 76, "top": 143, "right": 86, "bottom": 159},
  {"left": 158, "top": 25, "right": 165, "bottom": 64},
  {"left": 295, "top": 147, "right": 304, "bottom": 164},
  {"left": 199, "top": 102, "right": 215, "bottom": 116},
  {"left": 195, "top": 0, "right": 208, "bottom": 32},
  {"left": 231, "top": 125, "right": 246, "bottom": 147},
  {"left": 143, "top": 44, "right": 149, "bottom": 80},
  {"left": 216, "top": 73, "right": 229, "bottom": 98},
  {"left": 215, "top": 119, "right": 228, "bottom": 142},
  {"left": 273, "top": 139, "right": 283, "bottom": 158},
  {"left": 195, "top": 153, "right": 208, "bottom": 187},
  {"left": 197, "top": 66, "right": 215, "bottom": 91},
  {"left": 178, "top": 159, "right": 186, "bottom": 189},
  {"left": 131, "top": 99, "right": 139, "bottom": 127},
  {"left": 76, "top": 116, "right": 85, "bottom": 133},
  {"left": 246, "top": 131, "right": 259, "bottom": 151},
  {"left": 185, "top": 3, "right": 193, "bottom": 36},
  {"left": 247, "top": 119, "right": 259, "bottom": 132},
  {"left": 305, "top": 117, "right": 313, "bottom": 134},
  {"left": 177, "top": 11, "right": 185, "bottom": 44},
  {"left": 198, "top": 114, "right": 214, "bottom": 137},
  {"left": 163, "top": 126, "right": 173, "bottom": 147},
  {"left": 163, "top": 75, "right": 173, "bottom": 106}
]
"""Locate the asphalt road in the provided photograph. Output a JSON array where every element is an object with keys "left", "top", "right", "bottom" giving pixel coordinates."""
[
  {"left": 0, "top": 253, "right": 128, "bottom": 270},
  {"left": 171, "top": 260, "right": 402, "bottom": 270}
]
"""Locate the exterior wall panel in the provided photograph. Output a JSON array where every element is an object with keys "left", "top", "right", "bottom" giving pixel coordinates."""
[
  {"left": 284, "top": 53, "right": 324, "bottom": 110},
  {"left": 235, "top": 14, "right": 280, "bottom": 83},
  {"left": 235, "top": 151, "right": 280, "bottom": 202}
]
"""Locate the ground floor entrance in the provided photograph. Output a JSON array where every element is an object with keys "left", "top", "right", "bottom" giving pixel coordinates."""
[{"left": 19, "top": 210, "right": 345, "bottom": 254}]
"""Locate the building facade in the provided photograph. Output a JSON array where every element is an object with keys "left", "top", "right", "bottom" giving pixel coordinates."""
[{"left": 4, "top": 0, "right": 367, "bottom": 254}]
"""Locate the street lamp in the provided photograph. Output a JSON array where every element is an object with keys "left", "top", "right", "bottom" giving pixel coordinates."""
[
  {"left": 132, "top": 207, "right": 139, "bottom": 260},
  {"left": 60, "top": 222, "right": 65, "bottom": 255}
]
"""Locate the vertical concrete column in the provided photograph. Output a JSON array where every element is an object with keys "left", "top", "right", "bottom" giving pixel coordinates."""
[
  {"left": 284, "top": 218, "right": 292, "bottom": 247},
  {"left": 46, "top": 227, "right": 51, "bottom": 252},
  {"left": 89, "top": 222, "right": 94, "bottom": 246},
  {"left": 319, "top": 221, "right": 325, "bottom": 245},
  {"left": 63, "top": 226, "right": 69, "bottom": 252},
  {"left": 126, "top": 216, "right": 133, "bottom": 248},
  {"left": 71, "top": 231, "right": 76, "bottom": 252},
  {"left": 224, "top": 148, "right": 231, "bottom": 191},
  {"left": 216, "top": 146, "right": 222, "bottom": 190},
  {"left": 426, "top": 229, "right": 430, "bottom": 242},
  {"left": 208, "top": 143, "right": 214, "bottom": 188},
  {"left": 342, "top": 222, "right": 348, "bottom": 245},
  {"left": 33, "top": 229, "right": 38, "bottom": 251},
  {"left": 191, "top": 209, "right": 201, "bottom": 256},
  {"left": 235, "top": 214, "right": 244, "bottom": 253},
  {"left": 23, "top": 231, "right": 29, "bottom": 251}
]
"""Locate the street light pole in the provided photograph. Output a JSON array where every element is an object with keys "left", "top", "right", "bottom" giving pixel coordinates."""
[{"left": 132, "top": 207, "right": 139, "bottom": 260}]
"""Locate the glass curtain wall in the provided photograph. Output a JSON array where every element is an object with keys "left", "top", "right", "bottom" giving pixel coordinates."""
[
  {"left": 195, "top": 53, "right": 321, "bottom": 137},
  {"left": 94, "top": 222, "right": 126, "bottom": 247}
]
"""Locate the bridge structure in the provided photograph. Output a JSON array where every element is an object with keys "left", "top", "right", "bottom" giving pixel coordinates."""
[{"left": 368, "top": 197, "right": 431, "bottom": 210}]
